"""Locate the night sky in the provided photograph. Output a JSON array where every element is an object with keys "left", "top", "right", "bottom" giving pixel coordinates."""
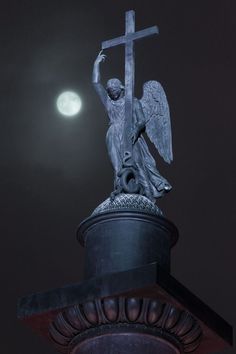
[{"left": 1, "top": 1, "right": 235, "bottom": 353}]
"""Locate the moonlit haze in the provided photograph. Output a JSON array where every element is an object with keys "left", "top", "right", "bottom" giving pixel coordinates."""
[{"left": 57, "top": 91, "right": 82, "bottom": 117}]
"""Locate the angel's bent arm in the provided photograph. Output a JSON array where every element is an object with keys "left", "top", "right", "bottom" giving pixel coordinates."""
[
  {"left": 131, "top": 99, "right": 146, "bottom": 144},
  {"left": 92, "top": 52, "right": 107, "bottom": 107},
  {"left": 135, "top": 99, "right": 146, "bottom": 131}
]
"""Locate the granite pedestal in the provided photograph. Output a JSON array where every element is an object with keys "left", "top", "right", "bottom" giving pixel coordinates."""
[{"left": 18, "top": 199, "right": 233, "bottom": 354}]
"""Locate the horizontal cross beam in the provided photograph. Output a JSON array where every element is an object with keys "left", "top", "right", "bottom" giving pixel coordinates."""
[{"left": 102, "top": 26, "right": 159, "bottom": 50}]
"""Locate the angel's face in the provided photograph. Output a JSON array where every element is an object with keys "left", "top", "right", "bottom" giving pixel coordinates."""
[
  {"left": 106, "top": 79, "right": 124, "bottom": 101},
  {"left": 107, "top": 86, "right": 122, "bottom": 100}
]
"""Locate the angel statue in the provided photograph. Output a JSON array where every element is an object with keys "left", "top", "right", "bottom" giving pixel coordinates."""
[{"left": 92, "top": 51, "right": 173, "bottom": 203}]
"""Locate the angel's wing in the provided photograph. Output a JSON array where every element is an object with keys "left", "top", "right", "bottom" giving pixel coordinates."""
[{"left": 140, "top": 80, "right": 173, "bottom": 164}]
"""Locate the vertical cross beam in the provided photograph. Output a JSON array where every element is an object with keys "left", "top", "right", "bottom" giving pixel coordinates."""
[
  {"left": 101, "top": 10, "right": 158, "bottom": 191},
  {"left": 102, "top": 10, "right": 158, "bottom": 160},
  {"left": 124, "top": 10, "right": 135, "bottom": 154}
]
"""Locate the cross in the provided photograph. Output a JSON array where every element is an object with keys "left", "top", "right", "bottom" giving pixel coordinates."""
[{"left": 102, "top": 10, "right": 159, "bottom": 156}]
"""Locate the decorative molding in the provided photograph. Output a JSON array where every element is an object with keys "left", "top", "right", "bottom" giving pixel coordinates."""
[
  {"left": 49, "top": 297, "right": 202, "bottom": 353},
  {"left": 92, "top": 194, "right": 163, "bottom": 216}
]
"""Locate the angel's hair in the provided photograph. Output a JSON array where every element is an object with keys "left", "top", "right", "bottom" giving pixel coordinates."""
[{"left": 106, "top": 78, "right": 124, "bottom": 90}]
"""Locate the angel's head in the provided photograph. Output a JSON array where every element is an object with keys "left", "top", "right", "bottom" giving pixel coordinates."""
[{"left": 106, "top": 78, "right": 124, "bottom": 100}]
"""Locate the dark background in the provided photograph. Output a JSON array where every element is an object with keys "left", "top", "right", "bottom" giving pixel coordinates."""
[{"left": 0, "top": 0, "right": 235, "bottom": 353}]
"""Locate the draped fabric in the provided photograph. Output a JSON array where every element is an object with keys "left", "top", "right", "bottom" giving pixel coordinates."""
[{"left": 105, "top": 96, "right": 171, "bottom": 201}]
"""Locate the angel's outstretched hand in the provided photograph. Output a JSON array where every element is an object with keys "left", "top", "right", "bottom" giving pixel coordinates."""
[{"left": 95, "top": 50, "right": 107, "bottom": 64}]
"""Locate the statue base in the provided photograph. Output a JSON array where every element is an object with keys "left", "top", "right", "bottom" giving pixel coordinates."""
[
  {"left": 17, "top": 203, "right": 232, "bottom": 353},
  {"left": 92, "top": 194, "right": 163, "bottom": 217},
  {"left": 78, "top": 209, "right": 178, "bottom": 278},
  {"left": 18, "top": 262, "right": 232, "bottom": 353}
]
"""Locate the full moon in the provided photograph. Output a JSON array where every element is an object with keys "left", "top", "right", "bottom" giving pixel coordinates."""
[{"left": 56, "top": 91, "right": 82, "bottom": 117}]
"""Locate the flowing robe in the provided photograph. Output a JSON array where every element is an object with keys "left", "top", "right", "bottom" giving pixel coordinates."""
[{"left": 105, "top": 95, "right": 171, "bottom": 201}]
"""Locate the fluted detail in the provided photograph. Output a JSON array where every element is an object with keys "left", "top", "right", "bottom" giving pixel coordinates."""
[{"left": 49, "top": 297, "right": 202, "bottom": 353}]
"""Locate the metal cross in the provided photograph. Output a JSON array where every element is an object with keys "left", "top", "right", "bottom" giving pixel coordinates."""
[{"left": 102, "top": 10, "right": 159, "bottom": 156}]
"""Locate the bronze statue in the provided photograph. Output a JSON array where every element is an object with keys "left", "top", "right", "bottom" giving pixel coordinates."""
[
  {"left": 93, "top": 52, "right": 172, "bottom": 202},
  {"left": 92, "top": 11, "right": 173, "bottom": 203}
]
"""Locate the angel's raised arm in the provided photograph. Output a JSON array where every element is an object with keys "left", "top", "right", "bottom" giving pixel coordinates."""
[{"left": 92, "top": 51, "right": 107, "bottom": 107}]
